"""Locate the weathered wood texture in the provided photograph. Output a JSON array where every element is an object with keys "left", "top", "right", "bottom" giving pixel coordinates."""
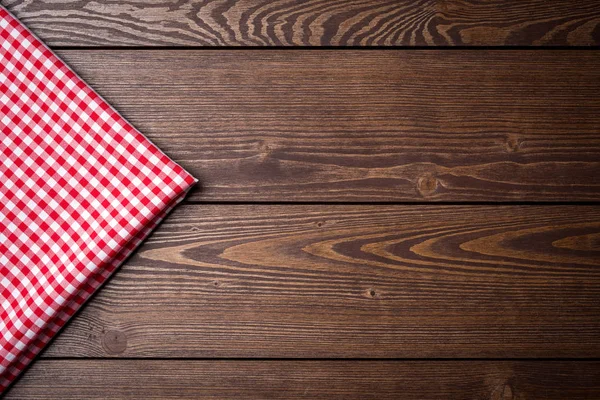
[
  {"left": 6, "top": 360, "right": 600, "bottom": 399},
  {"left": 3, "top": 2, "right": 598, "bottom": 397},
  {"left": 53, "top": 50, "right": 600, "bottom": 202},
  {"left": 4, "top": 0, "right": 600, "bottom": 47},
  {"left": 41, "top": 205, "right": 600, "bottom": 358}
]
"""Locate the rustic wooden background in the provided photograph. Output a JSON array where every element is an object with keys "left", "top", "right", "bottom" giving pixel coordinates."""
[{"left": 3, "top": 0, "right": 600, "bottom": 398}]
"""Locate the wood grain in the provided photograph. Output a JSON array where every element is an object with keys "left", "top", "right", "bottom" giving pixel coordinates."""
[
  {"left": 4, "top": 0, "right": 600, "bottom": 46},
  {"left": 6, "top": 360, "right": 600, "bottom": 399},
  {"left": 41, "top": 205, "right": 600, "bottom": 358},
  {"left": 53, "top": 49, "right": 600, "bottom": 202}
]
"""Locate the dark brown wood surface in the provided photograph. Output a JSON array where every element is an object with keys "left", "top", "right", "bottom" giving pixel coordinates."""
[
  {"left": 33, "top": 205, "right": 600, "bottom": 358},
  {"left": 4, "top": 0, "right": 600, "bottom": 47},
  {"left": 4, "top": 2, "right": 600, "bottom": 397},
  {"left": 53, "top": 49, "right": 600, "bottom": 202},
  {"left": 6, "top": 360, "right": 600, "bottom": 399}
]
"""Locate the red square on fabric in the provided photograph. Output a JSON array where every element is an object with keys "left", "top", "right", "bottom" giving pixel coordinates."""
[{"left": 0, "top": 7, "right": 196, "bottom": 392}]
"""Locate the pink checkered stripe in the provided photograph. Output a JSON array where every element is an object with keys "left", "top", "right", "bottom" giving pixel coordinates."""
[{"left": 0, "top": 7, "right": 197, "bottom": 392}]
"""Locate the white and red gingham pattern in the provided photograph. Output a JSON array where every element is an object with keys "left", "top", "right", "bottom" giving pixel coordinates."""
[{"left": 0, "top": 7, "right": 196, "bottom": 392}]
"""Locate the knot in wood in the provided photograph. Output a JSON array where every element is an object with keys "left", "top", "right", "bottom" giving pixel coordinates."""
[
  {"left": 505, "top": 135, "right": 521, "bottom": 152},
  {"left": 102, "top": 329, "right": 127, "bottom": 355},
  {"left": 417, "top": 175, "right": 439, "bottom": 197},
  {"left": 491, "top": 383, "right": 517, "bottom": 400}
]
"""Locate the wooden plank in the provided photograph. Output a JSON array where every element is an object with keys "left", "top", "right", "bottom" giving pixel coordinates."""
[
  {"left": 54, "top": 50, "right": 600, "bottom": 202},
  {"left": 6, "top": 360, "right": 600, "bottom": 399},
  {"left": 4, "top": 0, "right": 600, "bottom": 47},
  {"left": 42, "top": 205, "right": 600, "bottom": 358}
]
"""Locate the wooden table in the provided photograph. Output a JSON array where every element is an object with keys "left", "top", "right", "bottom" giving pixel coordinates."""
[{"left": 3, "top": 1, "right": 600, "bottom": 398}]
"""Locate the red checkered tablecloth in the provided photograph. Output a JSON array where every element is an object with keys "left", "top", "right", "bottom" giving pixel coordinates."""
[{"left": 0, "top": 7, "right": 196, "bottom": 392}]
